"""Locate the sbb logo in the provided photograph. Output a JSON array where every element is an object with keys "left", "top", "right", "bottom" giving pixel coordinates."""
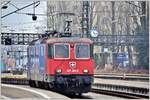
[{"left": 69, "top": 62, "right": 76, "bottom": 69}]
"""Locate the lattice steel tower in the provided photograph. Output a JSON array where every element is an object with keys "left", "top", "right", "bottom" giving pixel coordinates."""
[{"left": 81, "top": 1, "right": 89, "bottom": 38}]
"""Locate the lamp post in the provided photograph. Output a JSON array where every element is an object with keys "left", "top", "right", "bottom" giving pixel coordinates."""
[
  {"left": 17, "top": 47, "right": 22, "bottom": 68},
  {"left": 104, "top": 47, "right": 109, "bottom": 68}
]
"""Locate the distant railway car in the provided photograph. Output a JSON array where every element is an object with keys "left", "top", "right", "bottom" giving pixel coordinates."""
[{"left": 27, "top": 36, "right": 94, "bottom": 95}]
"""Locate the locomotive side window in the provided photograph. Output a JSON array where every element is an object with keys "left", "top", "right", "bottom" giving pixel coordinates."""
[
  {"left": 36, "top": 46, "right": 39, "bottom": 56},
  {"left": 48, "top": 44, "right": 53, "bottom": 58},
  {"left": 90, "top": 44, "right": 94, "bottom": 58},
  {"left": 54, "top": 44, "right": 69, "bottom": 59},
  {"left": 40, "top": 46, "right": 44, "bottom": 56},
  {"left": 31, "top": 46, "right": 34, "bottom": 56},
  {"left": 32, "top": 47, "right": 35, "bottom": 56},
  {"left": 28, "top": 47, "right": 30, "bottom": 56},
  {"left": 27, "top": 47, "right": 30, "bottom": 62},
  {"left": 75, "top": 43, "right": 90, "bottom": 59}
]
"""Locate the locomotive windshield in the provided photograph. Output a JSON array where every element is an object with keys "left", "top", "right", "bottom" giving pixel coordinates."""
[
  {"left": 54, "top": 44, "right": 69, "bottom": 58},
  {"left": 75, "top": 43, "right": 90, "bottom": 59}
]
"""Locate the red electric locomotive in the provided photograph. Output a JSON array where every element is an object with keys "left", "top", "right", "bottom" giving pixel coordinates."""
[{"left": 27, "top": 32, "right": 95, "bottom": 95}]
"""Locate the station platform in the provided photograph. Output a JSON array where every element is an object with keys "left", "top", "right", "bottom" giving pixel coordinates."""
[{"left": 1, "top": 73, "right": 27, "bottom": 79}]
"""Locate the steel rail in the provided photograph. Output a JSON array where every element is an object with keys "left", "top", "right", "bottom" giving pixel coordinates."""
[
  {"left": 94, "top": 73, "right": 149, "bottom": 77},
  {"left": 92, "top": 83, "right": 149, "bottom": 99},
  {"left": 94, "top": 75, "right": 149, "bottom": 81}
]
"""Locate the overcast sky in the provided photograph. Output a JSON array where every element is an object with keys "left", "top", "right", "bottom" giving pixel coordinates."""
[{"left": 1, "top": 0, "right": 47, "bottom": 33}]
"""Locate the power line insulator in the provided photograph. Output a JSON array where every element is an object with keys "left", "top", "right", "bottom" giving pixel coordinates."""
[{"left": 2, "top": 5, "right": 8, "bottom": 9}]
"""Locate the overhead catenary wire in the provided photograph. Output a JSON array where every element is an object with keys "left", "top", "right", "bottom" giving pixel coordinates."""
[{"left": 1, "top": 1, "right": 40, "bottom": 18}]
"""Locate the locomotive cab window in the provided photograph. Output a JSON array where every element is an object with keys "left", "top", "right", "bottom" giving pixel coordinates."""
[
  {"left": 75, "top": 43, "right": 90, "bottom": 59},
  {"left": 54, "top": 43, "right": 69, "bottom": 59}
]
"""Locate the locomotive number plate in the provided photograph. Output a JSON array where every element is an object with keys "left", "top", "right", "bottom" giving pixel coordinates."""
[{"left": 67, "top": 69, "right": 79, "bottom": 73}]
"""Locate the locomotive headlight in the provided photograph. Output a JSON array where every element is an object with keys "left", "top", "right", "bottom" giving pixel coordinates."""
[
  {"left": 83, "top": 69, "right": 89, "bottom": 73},
  {"left": 56, "top": 69, "right": 62, "bottom": 73}
]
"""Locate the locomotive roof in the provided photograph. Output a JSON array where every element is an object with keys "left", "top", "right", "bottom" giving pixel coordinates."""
[
  {"left": 29, "top": 37, "right": 93, "bottom": 45},
  {"left": 46, "top": 37, "right": 93, "bottom": 44}
]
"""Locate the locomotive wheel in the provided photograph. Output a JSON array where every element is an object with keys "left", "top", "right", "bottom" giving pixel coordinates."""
[
  {"left": 44, "top": 82, "right": 49, "bottom": 89},
  {"left": 32, "top": 80, "right": 36, "bottom": 87},
  {"left": 29, "top": 80, "right": 36, "bottom": 87},
  {"left": 70, "top": 92, "right": 76, "bottom": 96},
  {"left": 41, "top": 82, "right": 45, "bottom": 89},
  {"left": 38, "top": 81, "right": 43, "bottom": 89},
  {"left": 77, "top": 93, "right": 82, "bottom": 96},
  {"left": 29, "top": 80, "right": 32, "bottom": 87},
  {"left": 35, "top": 81, "right": 37, "bottom": 87},
  {"left": 48, "top": 83, "right": 54, "bottom": 89}
]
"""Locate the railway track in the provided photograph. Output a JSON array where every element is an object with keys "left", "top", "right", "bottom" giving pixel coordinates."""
[
  {"left": 92, "top": 83, "right": 149, "bottom": 99},
  {"left": 1, "top": 77, "right": 149, "bottom": 99},
  {"left": 94, "top": 74, "right": 149, "bottom": 81},
  {"left": 94, "top": 73, "right": 149, "bottom": 77}
]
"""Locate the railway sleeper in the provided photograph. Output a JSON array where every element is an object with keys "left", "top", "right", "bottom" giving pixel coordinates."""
[{"left": 92, "top": 83, "right": 149, "bottom": 97}]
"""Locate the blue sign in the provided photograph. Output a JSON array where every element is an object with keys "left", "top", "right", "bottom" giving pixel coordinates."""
[
  {"left": 116, "top": 53, "right": 129, "bottom": 66},
  {"left": 117, "top": 53, "right": 128, "bottom": 60},
  {"left": 1, "top": 61, "right": 6, "bottom": 72}
]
